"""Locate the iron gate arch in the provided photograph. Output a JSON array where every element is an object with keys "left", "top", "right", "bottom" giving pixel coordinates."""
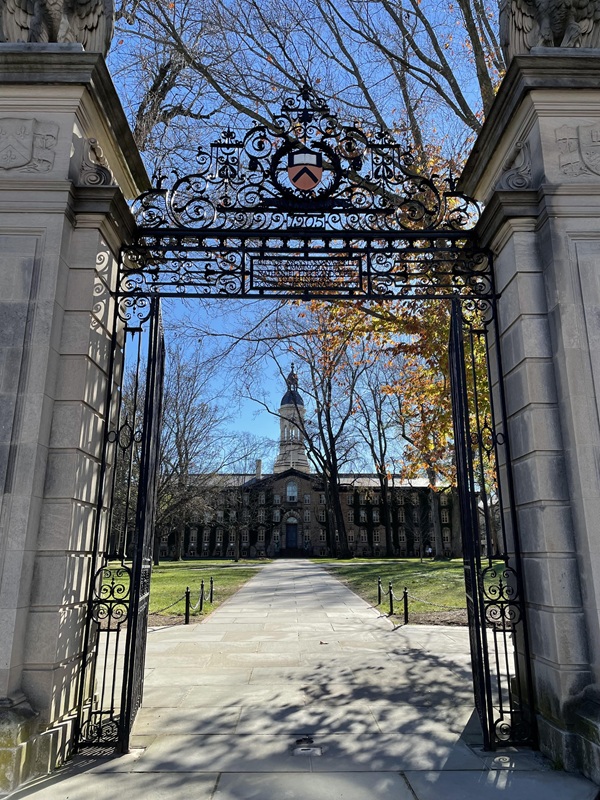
[{"left": 76, "top": 85, "right": 536, "bottom": 753}]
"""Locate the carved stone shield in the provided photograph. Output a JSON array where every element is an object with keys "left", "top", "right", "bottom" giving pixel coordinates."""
[
  {"left": 287, "top": 147, "right": 323, "bottom": 191},
  {"left": 0, "top": 119, "right": 34, "bottom": 170},
  {"left": 578, "top": 124, "right": 600, "bottom": 175}
]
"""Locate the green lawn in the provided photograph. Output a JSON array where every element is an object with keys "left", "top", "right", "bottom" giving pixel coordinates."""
[
  {"left": 148, "top": 559, "right": 269, "bottom": 618},
  {"left": 319, "top": 559, "right": 468, "bottom": 616}
]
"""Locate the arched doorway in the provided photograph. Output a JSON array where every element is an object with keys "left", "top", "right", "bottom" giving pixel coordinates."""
[
  {"left": 75, "top": 85, "right": 535, "bottom": 756},
  {"left": 284, "top": 516, "right": 299, "bottom": 555}
]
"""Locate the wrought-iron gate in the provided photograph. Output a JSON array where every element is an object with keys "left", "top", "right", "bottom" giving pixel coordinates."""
[
  {"left": 449, "top": 299, "right": 535, "bottom": 747},
  {"left": 75, "top": 84, "right": 536, "bottom": 753},
  {"left": 76, "top": 299, "right": 164, "bottom": 752}
]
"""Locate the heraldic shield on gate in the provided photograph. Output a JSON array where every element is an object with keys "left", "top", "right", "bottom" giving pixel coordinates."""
[{"left": 75, "top": 84, "right": 536, "bottom": 754}]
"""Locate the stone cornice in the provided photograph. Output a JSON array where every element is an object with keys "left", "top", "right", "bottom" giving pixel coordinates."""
[
  {"left": 0, "top": 45, "right": 150, "bottom": 195},
  {"left": 477, "top": 184, "right": 600, "bottom": 249},
  {"left": 71, "top": 185, "right": 138, "bottom": 251},
  {"left": 460, "top": 51, "right": 600, "bottom": 198}
]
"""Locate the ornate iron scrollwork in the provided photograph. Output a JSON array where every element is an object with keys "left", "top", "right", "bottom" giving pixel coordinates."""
[{"left": 119, "top": 84, "right": 491, "bottom": 316}]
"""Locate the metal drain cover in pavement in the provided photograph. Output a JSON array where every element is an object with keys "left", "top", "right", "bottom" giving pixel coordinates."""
[{"left": 293, "top": 745, "right": 323, "bottom": 756}]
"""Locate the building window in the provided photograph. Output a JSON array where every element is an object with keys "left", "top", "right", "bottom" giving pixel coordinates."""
[
  {"left": 398, "top": 508, "right": 405, "bottom": 523},
  {"left": 217, "top": 510, "right": 224, "bottom": 522},
  {"left": 242, "top": 530, "right": 249, "bottom": 543},
  {"left": 319, "top": 494, "right": 326, "bottom": 504},
  {"left": 203, "top": 529, "right": 210, "bottom": 542},
  {"left": 273, "top": 529, "right": 280, "bottom": 541},
  {"left": 229, "top": 510, "right": 236, "bottom": 522},
  {"left": 348, "top": 531, "right": 355, "bottom": 542},
  {"left": 443, "top": 526, "right": 451, "bottom": 543},
  {"left": 304, "top": 509, "right": 310, "bottom": 522},
  {"left": 273, "top": 494, "right": 281, "bottom": 505},
  {"left": 259, "top": 492, "right": 265, "bottom": 505},
  {"left": 373, "top": 530, "right": 380, "bottom": 544},
  {"left": 441, "top": 509, "right": 450, "bottom": 524},
  {"left": 398, "top": 493, "right": 405, "bottom": 505},
  {"left": 303, "top": 494, "right": 311, "bottom": 504},
  {"left": 411, "top": 492, "right": 418, "bottom": 504},
  {"left": 273, "top": 509, "right": 281, "bottom": 522},
  {"left": 318, "top": 509, "right": 326, "bottom": 523},
  {"left": 229, "top": 532, "right": 235, "bottom": 544},
  {"left": 359, "top": 509, "right": 367, "bottom": 523},
  {"left": 372, "top": 493, "right": 379, "bottom": 505},
  {"left": 287, "top": 481, "right": 298, "bottom": 502},
  {"left": 347, "top": 510, "right": 354, "bottom": 523},
  {"left": 372, "top": 508, "right": 379, "bottom": 523},
  {"left": 319, "top": 529, "right": 327, "bottom": 542},
  {"left": 216, "top": 529, "right": 223, "bottom": 543},
  {"left": 360, "top": 529, "right": 368, "bottom": 542},
  {"left": 440, "top": 492, "right": 449, "bottom": 507},
  {"left": 257, "top": 528, "right": 265, "bottom": 543},
  {"left": 398, "top": 527, "right": 406, "bottom": 543},
  {"left": 359, "top": 493, "right": 366, "bottom": 505},
  {"left": 347, "top": 493, "right": 354, "bottom": 506},
  {"left": 258, "top": 509, "right": 265, "bottom": 523},
  {"left": 412, "top": 508, "right": 419, "bottom": 522}
]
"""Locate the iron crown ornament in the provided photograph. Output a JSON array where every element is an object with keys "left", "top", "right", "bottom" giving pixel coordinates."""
[
  {"left": 135, "top": 84, "right": 480, "bottom": 233},
  {"left": 123, "top": 84, "right": 491, "bottom": 308}
]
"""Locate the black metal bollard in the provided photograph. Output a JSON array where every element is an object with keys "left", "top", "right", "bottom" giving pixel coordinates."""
[
  {"left": 389, "top": 582, "right": 394, "bottom": 615},
  {"left": 377, "top": 576, "right": 382, "bottom": 605},
  {"left": 185, "top": 586, "right": 190, "bottom": 625},
  {"left": 200, "top": 579, "right": 204, "bottom": 612},
  {"left": 210, "top": 576, "right": 214, "bottom": 603},
  {"left": 403, "top": 587, "right": 409, "bottom": 625}
]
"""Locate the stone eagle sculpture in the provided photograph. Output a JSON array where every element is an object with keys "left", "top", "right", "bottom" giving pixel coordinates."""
[
  {"left": 500, "top": 0, "right": 600, "bottom": 60},
  {"left": 0, "top": 0, "right": 114, "bottom": 56}
]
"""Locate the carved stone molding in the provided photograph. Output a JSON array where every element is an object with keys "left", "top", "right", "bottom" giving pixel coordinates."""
[
  {"left": 496, "top": 140, "right": 532, "bottom": 190},
  {"left": 78, "top": 138, "right": 114, "bottom": 187},
  {"left": 0, "top": 118, "right": 58, "bottom": 172},
  {"left": 556, "top": 123, "right": 600, "bottom": 176}
]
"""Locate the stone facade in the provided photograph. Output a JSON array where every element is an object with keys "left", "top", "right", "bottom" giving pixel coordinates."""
[
  {"left": 461, "top": 51, "right": 600, "bottom": 784},
  {"left": 0, "top": 46, "right": 148, "bottom": 793},
  {"left": 162, "top": 471, "right": 458, "bottom": 560},
  {"left": 161, "top": 375, "right": 460, "bottom": 561}
]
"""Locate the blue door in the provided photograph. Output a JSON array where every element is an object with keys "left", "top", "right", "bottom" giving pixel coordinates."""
[{"left": 286, "top": 522, "right": 298, "bottom": 549}]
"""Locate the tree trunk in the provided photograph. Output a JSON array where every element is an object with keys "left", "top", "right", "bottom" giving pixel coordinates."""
[
  {"left": 173, "top": 521, "right": 185, "bottom": 561},
  {"left": 329, "top": 479, "right": 351, "bottom": 558},
  {"left": 430, "top": 489, "right": 444, "bottom": 559}
]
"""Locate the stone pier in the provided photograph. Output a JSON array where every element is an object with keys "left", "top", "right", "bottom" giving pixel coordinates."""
[
  {"left": 0, "top": 46, "right": 148, "bottom": 793},
  {"left": 461, "top": 50, "right": 600, "bottom": 783}
]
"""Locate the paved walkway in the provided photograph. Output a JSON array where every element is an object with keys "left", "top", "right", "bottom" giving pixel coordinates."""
[{"left": 9, "top": 560, "right": 599, "bottom": 799}]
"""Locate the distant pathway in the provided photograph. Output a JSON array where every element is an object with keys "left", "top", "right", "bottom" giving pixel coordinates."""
[{"left": 10, "top": 560, "right": 598, "bottom": 800}]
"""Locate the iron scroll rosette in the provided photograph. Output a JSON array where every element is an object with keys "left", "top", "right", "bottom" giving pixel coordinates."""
[
  {"left": 91, "top": 565, "right": 132, "bottom": 630},
  {"left": 481, "top": 564, "right": 522, "bottom": 629}
]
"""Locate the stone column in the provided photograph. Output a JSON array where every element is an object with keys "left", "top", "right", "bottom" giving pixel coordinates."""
[
  {"left": 0, "top": 45, "right": 148, "bottom": 793},
  {"left": 461, "top": 51, "right": 600, "bottom": 782}
]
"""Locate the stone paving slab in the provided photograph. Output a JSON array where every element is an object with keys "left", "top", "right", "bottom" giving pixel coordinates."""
[
  {"left": 7, "top": 559, "right": 600, "bottom": 800},
  {"left": 213, "top": 772, "right": 416, "bottom": 799},
  {"left": 405, "top": 770, "right": 600, "bottom": 799}
]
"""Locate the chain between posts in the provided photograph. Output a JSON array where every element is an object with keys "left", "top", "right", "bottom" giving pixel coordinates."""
[{"left": 376, "top": 578, "right": 464, "bottom": 625}]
